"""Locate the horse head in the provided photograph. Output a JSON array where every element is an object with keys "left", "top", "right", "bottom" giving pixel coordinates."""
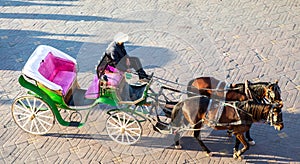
[
  {"left": 264, "top": 80, "right": 282, "bottom": 104},
  {"left": 267, "top": 101, "right": 284, "bottom": 131}
]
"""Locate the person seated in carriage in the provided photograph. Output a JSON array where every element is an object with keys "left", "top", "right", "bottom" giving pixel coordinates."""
[{"left": 103, "top": 32, "right": 150, "bottom": 82}]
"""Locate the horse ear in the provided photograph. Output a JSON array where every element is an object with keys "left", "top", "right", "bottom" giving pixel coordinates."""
[
  {"left": 275, "top": 80, "right": 279, "bottom": 84},
  {"left": 231, "top": 83, "right": 236, "bottom": 87},
  {"left": 278, "top": 100, "right": 283, "bottom": 108}
]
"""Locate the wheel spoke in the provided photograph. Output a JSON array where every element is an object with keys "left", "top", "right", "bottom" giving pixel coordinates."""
[
  {"left": 126, "top": 129, "right": 140, "bottom": 136},
  {"left": 13, "top": 112, "right": 31, "bottom": 117},
  {"left": 36, "top": 117, "right": 53, "bottom": 127},
  {"left": 15, "top": 103, "right": 31, "bottom": 114},
  {"left": 21, "top": 118, "right": 30, "bottom": 128},
  {"left": 117, "top": 113, "right": 123, "bottom": 126},
  {"left": 124, "top": 115, "right": 131, "bottom": 125},
  {"left": 121, "top": 133, "right": 125, "bottom": 143},
  {"left": 36, "top": 110, "right": 53, "bottom": 119},
  {"left": 125, "top": 131, "right": 138, "bottom": 141},
  {"left": 30, "top": 120, "right": 34, "bottom": 132},
  {"left": 35, "top": 117, "right": 49, "bottom": 132},
  {"left": 33, "top": 98, "right": 36, "bottom": 113},
  {"left": 107, "top": 121, "right": 120, "bottom": 128},
  {"left": 26, "top": 97, "right": 33, "bottom": 112},
  {"left": 122, "top": 113, "right": 126, "bottom": 125},
  {"left": 36, "top": 102, "right": 45, "bottom": 112},
  {"left": 111, "top": 114, "right": 122, "bottom": 127},
  {"left": 125, "top": 133, "right": 130, "bottom": 143},
  {"left": 115, "top": 133, "right": 121, "bottom": 140},
  {"left": 12, "top": 96, "right": 54, "bottom": 135},
  {"left": 126, "top": 120, "right": 137, "bottom": 128},
  {"left": 33, "top": 119, "right": 40, "bottom": 133},
  {"left": 16, "top": 116, "right": 30, "bottom": 122}
]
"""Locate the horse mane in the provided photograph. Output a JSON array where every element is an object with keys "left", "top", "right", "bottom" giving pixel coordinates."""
[
  {"left": 233, "top": 82, "right": 268, "bottom": 90},
  {"left": 232, "top": 82, "right": 270, "bottom": 100},
  {"left": 238, "top": 101, "right": 270, "bottom": 121}
]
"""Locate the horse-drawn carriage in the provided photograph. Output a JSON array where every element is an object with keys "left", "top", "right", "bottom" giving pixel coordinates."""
[{"left": 11, "top": 45, "right": 284, "bottom": 159}]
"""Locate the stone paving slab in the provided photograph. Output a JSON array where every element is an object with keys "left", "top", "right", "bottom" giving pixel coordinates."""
[{"left": 1, "top": 0, "right": 300, "bottom": 163}]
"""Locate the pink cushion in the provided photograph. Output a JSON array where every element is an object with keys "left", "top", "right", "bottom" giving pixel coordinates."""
[
  {"left": 106, "top": 65, "right": 118, "bottom": 72},
  {"left": 105, "top": 72, "right": 122, "bottom": 87},
  {"left": 38, "top": 54, "right": 56, "bottom": 80},
  {"left": 52, "top": 71, "right": 76, "bottom": 95},
  {"left": 85, "top": 75, "right": 100, "bottom": 99},
  {"left": 38, "top": 52, "right": 76, "bottom": 95}
]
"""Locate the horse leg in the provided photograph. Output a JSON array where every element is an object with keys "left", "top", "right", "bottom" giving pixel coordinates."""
[
  {"left": 245, "top": 125, "right": 255, "bottom": 145},
  {"left": 174, "top": 132, "right": 181, "bottom": 149},
  {"left": 194, "top": 130, "right": 212, "bottom": 156},
  {"left": 233, "top": 133, "right": 250, "bottom": 159},
  {"left": 227, "top": 129, "right": 233, "bottom": 137},
  {"left": 233, "top": 136, "right": 241, "bottom": 154}
]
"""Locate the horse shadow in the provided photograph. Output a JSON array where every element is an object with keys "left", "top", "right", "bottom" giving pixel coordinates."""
[{"left": 176, "top": 123, "right": 298, "bottom": 163}]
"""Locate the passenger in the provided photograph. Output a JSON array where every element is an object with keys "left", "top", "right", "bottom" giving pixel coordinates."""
[{"left": 104, "top": 32, "right": 150, "bottom": 82}]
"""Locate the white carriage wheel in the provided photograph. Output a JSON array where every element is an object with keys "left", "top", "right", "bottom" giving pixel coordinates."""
[
  {"left": 11, "top": 96, "right": 55, "bottom": 135},
  {"left": 106, "top": 111, "right": 142, "bottom": 145}
]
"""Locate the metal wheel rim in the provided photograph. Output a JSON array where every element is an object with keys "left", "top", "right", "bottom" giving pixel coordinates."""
[
  {"left": 106, "top": 111, "right": 142, "bottom": 145},
  {"left": 11, "top": 96, "right": 55, "bottom": 135}
]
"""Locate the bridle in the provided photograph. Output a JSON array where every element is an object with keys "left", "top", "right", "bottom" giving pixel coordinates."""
[
  {"left": 264, "top": 83, "right": 282, "bottom": 104},
  {"left": 267, "top": 104, "right": 283, "bottom": 126},
  {"left": 244, "top": 81, "right": 282, "bottom": 105}
]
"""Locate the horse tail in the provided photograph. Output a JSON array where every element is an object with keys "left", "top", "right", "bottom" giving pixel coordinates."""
[
  {"left": 171, "top": 101, "right": 183, "bottom": 121},
  {"left": 171, "top": 101, "right": 184, "bottom": 126}
]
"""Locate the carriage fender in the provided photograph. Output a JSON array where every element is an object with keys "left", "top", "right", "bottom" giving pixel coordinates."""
[{"left": 18, "top": 75, "right": 74, "bottom": 127}]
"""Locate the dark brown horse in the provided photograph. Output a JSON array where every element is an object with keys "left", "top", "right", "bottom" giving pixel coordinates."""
[
  {"left": 171, "top": 96, "right": 284, "bottom": 159},
  {"left": 186, "top": 77, "right": 282, "bottom": 145}
]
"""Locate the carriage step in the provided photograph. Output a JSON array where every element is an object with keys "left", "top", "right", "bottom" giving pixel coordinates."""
[{"left": 69, "top": 121, "right": 80, "bottom": 127}]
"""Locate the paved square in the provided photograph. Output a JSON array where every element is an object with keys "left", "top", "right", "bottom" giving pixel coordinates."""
[{"left": 1, "top": 0, "right": 300, "bottom": 163}]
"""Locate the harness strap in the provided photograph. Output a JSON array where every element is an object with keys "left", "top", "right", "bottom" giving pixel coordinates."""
[
  {"left": 214, "top": 81, "right": 230, "bottom": 122},
  {"left": 245, "top": 80, "right": 253, "bottom": 99}
]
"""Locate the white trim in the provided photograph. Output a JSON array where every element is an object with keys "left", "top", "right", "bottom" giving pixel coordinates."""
[{"left": 22, "top": 45, "right": 77, "bottom": 91}]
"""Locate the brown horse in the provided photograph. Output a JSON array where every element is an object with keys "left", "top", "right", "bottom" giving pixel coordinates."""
[
  {"left": 171, "top": 96, "right": 284, "bottom": 159},
  {"left": 186, "top": 77, "right": 282, "bottom": 145}
]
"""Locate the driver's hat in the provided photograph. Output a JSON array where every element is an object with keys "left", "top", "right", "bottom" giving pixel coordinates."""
[{"left": 114, "top": 32, "right": 129, "bottom": 43}]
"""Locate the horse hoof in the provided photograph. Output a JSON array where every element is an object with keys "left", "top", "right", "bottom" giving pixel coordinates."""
[
  {"left": 233, "top": 153, "right": 243, "bottom": 160},
  {"left": 233, "top": 154, "right": 238, "bottom": 159},
  {"left": 227, "top": 131, "right": 233, "bottom": 137},
  {"left": 175, "top": 145, "right": 182, "bottom": 149},
  {"left": 237, "top": 155, "right": 244, "bottom": 160},
  {"left": 248, "top": 140, "right": 256, "bottom": 146},
  {"left": 206, "top": 152, "right": 213, "bottom": 157}
]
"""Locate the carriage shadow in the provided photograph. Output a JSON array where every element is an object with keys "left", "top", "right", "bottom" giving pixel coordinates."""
[{"left": 44, "top": 133, "right": 112, "bottom": 141}]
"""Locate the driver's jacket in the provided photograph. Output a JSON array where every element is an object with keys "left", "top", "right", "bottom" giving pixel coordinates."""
[{"left": 105, "top": 41, "right": 128, "bottom": 71}]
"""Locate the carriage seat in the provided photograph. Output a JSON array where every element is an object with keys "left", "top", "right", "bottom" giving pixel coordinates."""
[
  {"left": 85, "top": 65, "right": 123, "bottom": 99},
  {"left": 116, "top": 78, "right": 149, "bottom": 104},
  {"left": 38, "top": 52, "right": 76, "bottom": 95}
]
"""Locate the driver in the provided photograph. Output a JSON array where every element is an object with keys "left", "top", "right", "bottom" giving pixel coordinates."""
[{"left": 104, "top": 32, "right": 150, "bottom": 82}]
